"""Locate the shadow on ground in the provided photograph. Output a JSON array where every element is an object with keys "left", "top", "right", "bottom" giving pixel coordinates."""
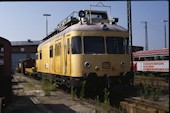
[{"left": 3, "top": 95, "right": 76, "bottom": 113}]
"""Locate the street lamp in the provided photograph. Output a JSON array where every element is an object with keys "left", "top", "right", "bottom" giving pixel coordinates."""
[
  {"left": 43, "top": 14, "right": 51, "bottom": 36},
  {"left": 141, "top": 21, "right": 148, "bottom": 50},
  {"left": 161, "top": 20, "right": 168, "bottom": 48}
]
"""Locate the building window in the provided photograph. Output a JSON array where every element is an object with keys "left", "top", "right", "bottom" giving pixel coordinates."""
[
  {"left": 0, "top": 47, "right": 4, "bottom": 52},
  {"left": 21, "top": 48, "right": 25, "bottom": 52},
  {"left": 0, "top": 45, "right": 4, "bottom": 65}
]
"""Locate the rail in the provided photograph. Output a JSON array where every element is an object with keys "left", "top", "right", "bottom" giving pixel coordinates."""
[{"left": 121, "top": 97, "right": 169, "bottom": 113}]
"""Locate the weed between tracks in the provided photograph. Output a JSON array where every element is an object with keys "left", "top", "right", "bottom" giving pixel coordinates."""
[
  {"left": 71, "top": 81, "right": 86, "bottom": 100},
  {"left": 71, "top": 81, "right": 115, "bottom": 112},
  {"left": 138, "top": 84, "right": 161, "bottom": 101},
  {"left": 94, "top": 88, "right": 111, "bottom": 111},
  {"left": 40, "top": 75, "right": 56, "bottom": 95},
  {"left": 25, "top": 81, "right": 38, "bottom": 91},
  {"left": 80, "top": 81, "right": 86, "bottom": 100},
  {"left": 71, "top": 86, "right": 77, "bottom": 99}
]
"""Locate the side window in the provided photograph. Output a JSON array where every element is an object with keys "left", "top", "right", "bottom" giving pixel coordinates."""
[
  {"left": 0, "top": 44, "right": 4, "bottom": 65},
  {"left": 164, "top": 55, "right": 169, "bottom": 60},
  {"left": 35, "top": 53, "right": 38, "bottom": 60},
  {"left": 67, "top": 38, "right": 70, "bottom": 54},
  {"left": 154, "top": 56, "right": 160, "bottom": 60},
  {"left": 40, "top": 50, "right": 42, "bottom": 60},
  {"left": 134, "top": 57, "right": 139, "bottom": 61},
  {"left": 55, "top": 43, "right": 61, "bottom": 56},
  {"left": 50, "top": 46, "right": 53, "bottom": 58},
  {"left": 145, "top": 57, "right": 150, "bottom": 61},
  {"left": 55, "top": 44, "right": 58, "bottom": 56},
  {"left": 72, "top": 36, "right": 82, "bottom": 54},
  {"left": 139, "top": 57, "right": 144, "bottom": 61},
  {"left": 150, "top": 57, "right": 154, "bottom": 60}
]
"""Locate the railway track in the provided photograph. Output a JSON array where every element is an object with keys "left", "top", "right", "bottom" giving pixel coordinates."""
[
  {"left": 134, "top": 75, "right": 169, "bottom": 89},
  {"left": 109, "top": 82, "right": 169, "bottom": 113},
  {"left": 5, "top": 73, "right": 168, "bottom": 113},
  {"left": 120, "top": 97, "right": 169, "bottom": 113},
  {"left": 135, "top": 75, "right": 168, "bottom": 82},
  {"left": 4, "top": 73, "right": 127, "bottom": 113}
]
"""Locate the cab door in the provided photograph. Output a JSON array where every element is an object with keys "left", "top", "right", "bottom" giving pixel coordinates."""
[
  {"left": 54, "top": 40, "right": 62, "bottom": 74},
  {"left": 66, "top": 36, "right": 71, "bottom": 76}
]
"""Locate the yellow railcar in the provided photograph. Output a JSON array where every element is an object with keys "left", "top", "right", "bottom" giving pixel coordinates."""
[
  {"left": 18, "top": 58, "right": 36, "bottom": 75},
  {"left": 36, "top": 10, "right": 134, "bottom": 88},
  {"left": 25, "top": 67, "right": 36, "bottom": 76}
]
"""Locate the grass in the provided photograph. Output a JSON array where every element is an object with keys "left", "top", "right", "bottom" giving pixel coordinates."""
[
  {"left": 70, "top": 80, "right": 126, "bottom": 113},
  {"left": 93, "top": 88, "right": 112, "bottom": 112},
  {"left": 79, "top": 80, "right": 86, "bottom": 100},
  {"left": 138, "top": 85, "right": 161, "bottom": 101},
  {"left": 149, "top": 88, "right": 161, "bottom": 101},
  {"left": 40, "top": 78, "right": 56, "bottom": 95},
  {"left": 95, "top": 95, "right": 100, "bottom": 106},
  {"left": 103, "top": 88, "right": 110, "bottom": 105},
  {"left": 71, "top": 80, "right": 86, "bottom": 100},
  {"left": 101, "top": 88, "right": 111, "bottom": 111},
  {"left": 71, "top": 86, "right": 77, "bottom": 99},
  {"left": 24, "top": 81, "right": 38, "bottom": 91}
]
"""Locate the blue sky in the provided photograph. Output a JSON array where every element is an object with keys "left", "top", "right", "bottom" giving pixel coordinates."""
[{"left": 0, "top": 1, "right": 169, "bottom": 50}]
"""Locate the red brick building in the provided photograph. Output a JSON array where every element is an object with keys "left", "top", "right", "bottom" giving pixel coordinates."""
[{"left": 11, "top": 39, "right": 41, "bottom": 71}]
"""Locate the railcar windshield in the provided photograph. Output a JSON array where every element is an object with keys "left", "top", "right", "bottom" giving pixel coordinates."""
[
  {"left": 84, "top": 36, "right": 105, "bottom": 54},
  {"left": 72, "top": 36, "right": 129, "bottom": 54},
  {"left": 106, "top": 37, "right": 129, "bottom": 54},
  {"left": 85, "top": 12, "right": 108, "bottom": 20},
  {"left": 72, "top": 36, "right": 82, "bottom": 54}
]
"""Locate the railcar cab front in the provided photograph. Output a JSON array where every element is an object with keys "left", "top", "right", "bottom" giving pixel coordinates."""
[
  {"left": 79, "top": 10, "right": 119, "bottom": 25},
  {"left": 37, "top": 9, "right": 133, "bottom": 89}
]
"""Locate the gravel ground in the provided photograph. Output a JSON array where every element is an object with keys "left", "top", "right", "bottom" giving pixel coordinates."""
[
  {"left": 3, "top": 73, "right": 169, "bottom": 113},
  {"left": 3, "top": 73, "right": 108, "bottom": 113}
]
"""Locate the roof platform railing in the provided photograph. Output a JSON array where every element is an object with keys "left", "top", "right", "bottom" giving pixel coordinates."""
[{"left": 42, "top": 11, "right": 79, "bottom": 41}]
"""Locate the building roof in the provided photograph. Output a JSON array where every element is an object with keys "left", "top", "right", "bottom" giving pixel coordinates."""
[
  {"left": 11, "top": 40, "right": 41, "bottom": 46},
  {"left": 133, "top": 48, "right": 169, "bottom": 56}
]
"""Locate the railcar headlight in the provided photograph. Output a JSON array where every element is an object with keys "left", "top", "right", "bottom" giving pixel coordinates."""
[
  {"left": 102, "top": 24, "right": 109, "bottom": 30},
  {"left": 120, "top": 62, "right": 126, "bottom": 68},
  {"left": 79, "top": 10, "right": 85, "bottom": 18},
  {"left": 84, "top": 61, "right": 91, "bottom": 68}
]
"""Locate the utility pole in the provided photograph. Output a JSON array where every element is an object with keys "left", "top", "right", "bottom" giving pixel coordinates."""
[
  {"left": 127, "top": 0, "right": 133, "bottom": 67},
  {"left": 141, "top": 21, "right": 148, "bottom": 50},
  {"left": 161, "top": 20, "right": 168, "bottom": 48},
  {"left": 127, "top": 0, "right": 134, "bottom": 85}
]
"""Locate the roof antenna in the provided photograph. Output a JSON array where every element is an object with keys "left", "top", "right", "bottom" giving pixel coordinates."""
[
  {"left": 79, "top": 10, "right": 85, "bottom": 25},
  {"left": 90, "top": 2, "right": 111, "bottom": 23}
]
